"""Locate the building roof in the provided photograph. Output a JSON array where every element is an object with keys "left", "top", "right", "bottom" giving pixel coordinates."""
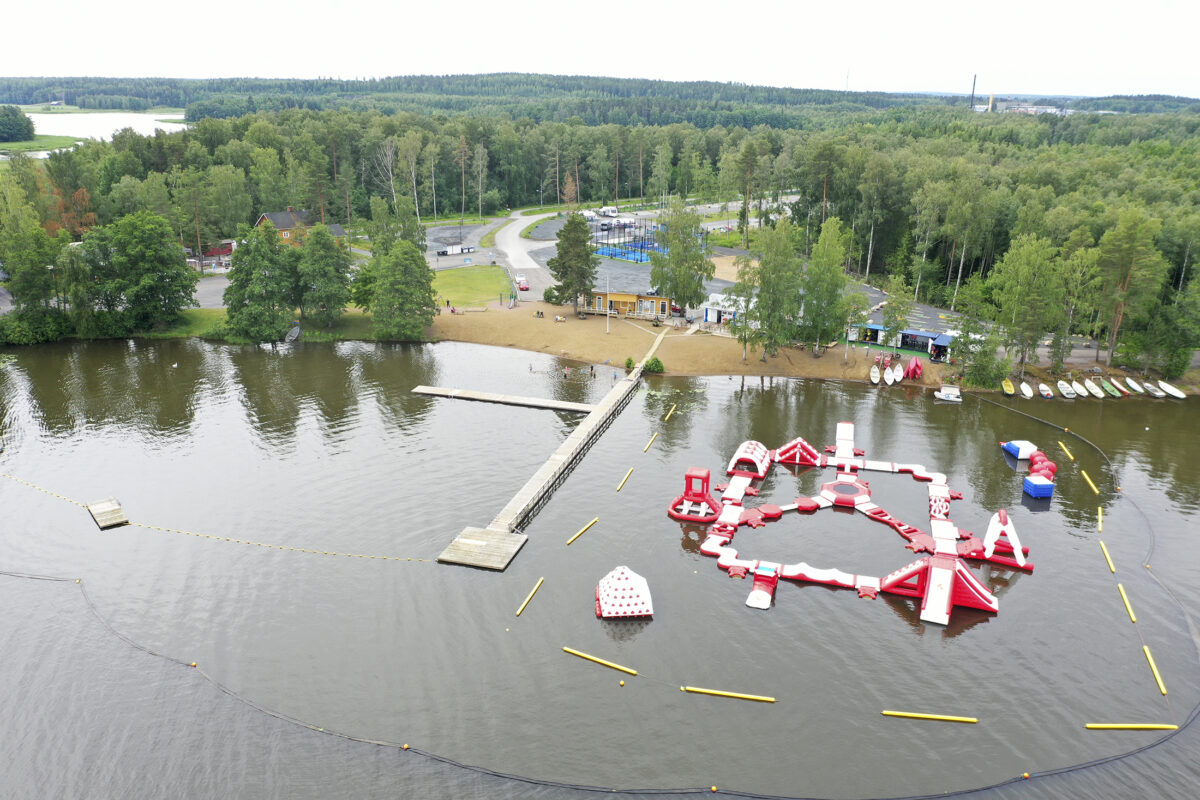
[{"left": 256, "top": 209, "right": 346, "bottom": 237}]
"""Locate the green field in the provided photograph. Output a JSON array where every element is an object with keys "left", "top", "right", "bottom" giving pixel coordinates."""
[
  {"left": 0, "top": 134, "right": 79, "bottom": 154},
  {"left": 433, "top": 264, "right": 512, "bottom": 307}
]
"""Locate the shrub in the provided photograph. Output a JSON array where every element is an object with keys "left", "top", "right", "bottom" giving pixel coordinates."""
[
  {"left": 542, "top": 286, "right": 559, "bottom": 304},
  {"left": 644, "top": 356, "right": 664, "bottom": 373},
  {"left": 624, "top": 356, "right": 635, "bottom": 370}
]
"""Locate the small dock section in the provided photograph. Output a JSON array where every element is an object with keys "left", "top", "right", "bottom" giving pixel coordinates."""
[
  {"left": 413, "top": 385, "right": 595, "bottom": 414},
  {"left": 437, "top": 328, "right": 670, "bottom": 570},
  {"left": 86, "top": 497, "right": 129, "bottom": 530}
]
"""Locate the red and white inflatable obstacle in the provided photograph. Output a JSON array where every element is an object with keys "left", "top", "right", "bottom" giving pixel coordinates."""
[{"left": 668, "top": 422, "right": 1034, "bottom": 626}]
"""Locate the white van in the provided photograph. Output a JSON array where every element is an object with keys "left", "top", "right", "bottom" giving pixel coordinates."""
[
  {"left": 581, "top": 210, "right": 598, "bottom": 221},
  {"left": 599, "top": 206, "right": 619, "bottom": 217}
]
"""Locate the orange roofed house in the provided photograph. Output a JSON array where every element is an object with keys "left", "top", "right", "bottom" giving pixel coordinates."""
[{"left": 254, "top": 208, "right": 347, "bottom": 246}]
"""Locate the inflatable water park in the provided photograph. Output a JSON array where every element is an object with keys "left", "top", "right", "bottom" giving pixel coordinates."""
[{"left": 668, "top": 422, "right": 1033, "bottom": 625}]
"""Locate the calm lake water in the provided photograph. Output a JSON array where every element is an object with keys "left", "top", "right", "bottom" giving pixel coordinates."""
[
  {"left": 1, "top": 339, "right": 1197, "bottom": 799},
  {"left": 0, "top": 111, "right": 189, "bottom": 158}
]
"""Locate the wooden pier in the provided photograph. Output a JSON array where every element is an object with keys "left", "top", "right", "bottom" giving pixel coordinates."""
[
  {"left": 412, "top": 385, "right": 595, "bottom": 414},
  {"left": 437, "top": 329, "right": 670, "bottom": 570}
]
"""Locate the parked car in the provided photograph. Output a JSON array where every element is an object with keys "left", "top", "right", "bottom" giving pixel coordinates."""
[{"left": 515, "top": 273, "right": 529, "bottom": 291}]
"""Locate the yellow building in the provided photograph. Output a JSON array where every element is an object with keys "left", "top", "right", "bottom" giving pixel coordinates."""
[{"left": 586, "top": 289, "right": 674, "bottom": 319}]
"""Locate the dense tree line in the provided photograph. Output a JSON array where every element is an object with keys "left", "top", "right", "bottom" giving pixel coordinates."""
[
  {"left": 0, "top": 104, "right": 34, "bottom": 142},
  {"left": 1, "top": 98, "right": 1198, "bottom": 372}
]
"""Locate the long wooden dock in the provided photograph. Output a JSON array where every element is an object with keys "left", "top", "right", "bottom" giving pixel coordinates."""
[
  {"left": 412, "top": 385, "right": 595, "bottom": 414},
  {"left": 437, "top": 329, "right": 670, "bottom": 570}
]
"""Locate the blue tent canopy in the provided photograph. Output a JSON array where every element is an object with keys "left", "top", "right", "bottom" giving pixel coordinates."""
[{"left": 932, "top": 333, "right": 955, "bottom": 347}]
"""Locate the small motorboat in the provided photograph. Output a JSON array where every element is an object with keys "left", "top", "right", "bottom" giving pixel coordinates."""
[
  {"left": 1123, "top": 376, "right": 1145, "bottom": 394},
  {"left": 1057, "top": 380, "right": 1076, "bottom": 399},
  {"left": 1038, "top": 383, "right": 1054, "bottom": 399},
  {"left": 1002, "top": 378, "right": 1015, "bottom": 396},
  {"left": 1099, "top": 377, "right": 1122, "bottom": 398},
  {"left": 933, "top": 385, "right": 962, "bottom": 402},
  {"left": 870, "top": 364, "right": 881, "bottom": 384},
  {"left": 1159, "top": 380, "right": 1187, "bottom": 399},
  {"left": 1019, "top": 381, "right": 1034, "bottom": 399},
  {"left": 1072, "top": 379, "right": 1089, "bottom": 398},
  {"left": 1083, "top": 378, "right": 1105, "bottom": 398},
  {"left": 1144, "top": 381, "right": 1167, "bottom": 398}
]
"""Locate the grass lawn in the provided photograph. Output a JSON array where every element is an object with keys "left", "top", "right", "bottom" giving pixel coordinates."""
[
  {"left": 139, "top": 308, "right": 226, "bottom": 338},
  {"left": 434, "top": 264, "right": 511, "bottom": 307},
  {"left": 0, "top": 134, "right": 79, "bottom": 154}
]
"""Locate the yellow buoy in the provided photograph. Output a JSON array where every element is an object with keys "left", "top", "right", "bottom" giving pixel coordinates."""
[
  {"left": 682, "top": 686, "right": 775, "bottom": 703},
  {"left": 1099, "top": 540, "right": 1116, "bottom": 573},
  {"left": 1144, "top": 646, "right": 1167, "bottom": 695},
  {"left": 515, "top": 577, "right": 545, "bottom": 617},
  {"left": 643, "top": 432, "right": 659, "bottom": 453},
  {"left": 1085, "top": 723, "right": 1178, "bottom": 731},
  {"left": 566, "top": 517, "right": 599, "bottom": 545},
  {"left": 663, "top": 403, "right": 677, "bottom": 422},
  {"left": 1098, "top": 505, "right": 1103, "bottom": 532},
  {"left": 882, "top": 710, "right": 977, "bottom": 724},
  {"left": 1117, "top": 583, "right": 1137, "bottom": 623},
  {"left": 616, "top": 467, "right": 634, "bottom": 492},
  {"left": 1082, "top": 469, "right": 1100, "bottom": 495},
  {"left": 1057, "top": 441, "right": 1074, "bottom": 462},
  {"left": 562, "top": 646, "right": 637, "bottom": 676}
]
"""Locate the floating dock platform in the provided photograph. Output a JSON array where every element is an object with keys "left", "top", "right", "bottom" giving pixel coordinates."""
[{"left": 86, "top": 497, "right": 129, "bottom": 530}]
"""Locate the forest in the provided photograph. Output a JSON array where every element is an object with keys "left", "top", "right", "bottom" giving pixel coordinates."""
[{"left": 0, "top": 85, "right": 1198, "bottom": 375}]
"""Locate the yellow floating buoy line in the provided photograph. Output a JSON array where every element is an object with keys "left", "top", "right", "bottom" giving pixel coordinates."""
[
  {"left": 562, "top": 646, "right": 637, "bottom": 675},
  {"left": 128, "top": 523, "right": 427, "bottom": 561},
  {"left": 1081, "top": 469, "right": 1100, "bottom": 495},
  {"left": 1099, "top": 541, "right": 1116, "bottom": 573},
  {"left": 663, "top": 403, "right": 677, "bottom": 422},
  {"left": 1098, "top": 505, "right": 1103, "bottom": 532},
  {"left": 566, "top": 517, "right": 599, "bottom": 545},
  {"left": 682, "top": 686, "right": 775, "bottom": 703},
  {"left": 643, "top": 432, "right": 659, "bottom": 453},
  {"left": 1058, "top": 441, "right": 1075, "bottom": 462},
  {"left": 0, "top": 472, "right": 86, "bottom": 507},
  {"left": 515, "top": 577, "right": 544, "bottom": 616},
  {"left": 1085, "top": 723, "right": 1179, "bottom": 731},
  {"left": 616, "top": 467, "right": 635, "bottom": 492},
  {"left": 882, "top": 710, "right": 978, "bottom": 724},
  {"left": 1144, "top": 646, "right": 1168, "bottom": 695}
]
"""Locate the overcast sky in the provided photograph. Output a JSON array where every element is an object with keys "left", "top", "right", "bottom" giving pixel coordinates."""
[{"left": 4, "top": 0, "right": 1197, "bottom": 98}]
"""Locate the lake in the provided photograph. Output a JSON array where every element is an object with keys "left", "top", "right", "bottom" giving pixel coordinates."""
[{"left": 0, "top": 338, "right": 1197, "bottom": 799}]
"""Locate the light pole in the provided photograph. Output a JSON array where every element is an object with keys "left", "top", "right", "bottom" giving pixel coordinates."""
[{"left": 606, "top": 273, "right": 610, "bottom": 335}]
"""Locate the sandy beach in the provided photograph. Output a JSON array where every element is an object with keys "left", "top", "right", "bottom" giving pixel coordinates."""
[{"left": 429, "top": 299, "right": 945, "bottom": 385}]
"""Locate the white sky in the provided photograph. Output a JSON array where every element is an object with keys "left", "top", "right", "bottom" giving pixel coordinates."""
[{"left": 4, "top": 0, "right": 1198, "bottom": 98}]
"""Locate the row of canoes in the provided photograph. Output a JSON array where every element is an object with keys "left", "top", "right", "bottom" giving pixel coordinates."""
[{"left": 1001, "top": 376, "right": 1187, "bottom": 400}]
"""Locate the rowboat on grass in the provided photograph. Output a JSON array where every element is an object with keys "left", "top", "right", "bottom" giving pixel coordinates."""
[{"left": 1057, "top": 380, "right": 1076, "bottom": 399}]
